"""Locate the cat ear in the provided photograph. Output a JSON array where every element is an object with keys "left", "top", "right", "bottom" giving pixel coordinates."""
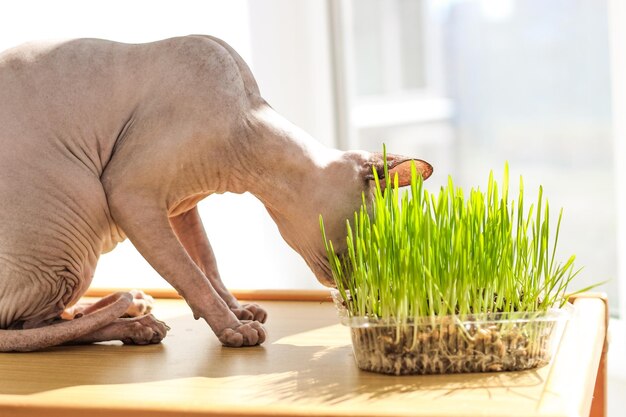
[{"left": 364, "top": 153, "right": 433, "bottom": 189}]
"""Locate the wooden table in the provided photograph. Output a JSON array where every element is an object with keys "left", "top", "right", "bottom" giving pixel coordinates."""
[{"left": 0, "top": 292, "right": 608, "bottom": 417}]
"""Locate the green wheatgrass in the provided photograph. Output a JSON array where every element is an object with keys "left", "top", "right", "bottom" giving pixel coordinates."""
[{"left": 320, "top": 152, "right": 585, "bottom": 323}]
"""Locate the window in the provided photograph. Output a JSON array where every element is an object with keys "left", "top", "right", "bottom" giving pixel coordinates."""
[
  {"left": 352, "top": 0, "right": 427, "bottom": 95},
  {"left": 333, "top": 0, "right": 618, "bottom": 315}
]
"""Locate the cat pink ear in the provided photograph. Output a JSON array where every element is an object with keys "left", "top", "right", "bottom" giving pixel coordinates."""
[{"left": 365, "top": 153, "right": 433, "bottom": 189}]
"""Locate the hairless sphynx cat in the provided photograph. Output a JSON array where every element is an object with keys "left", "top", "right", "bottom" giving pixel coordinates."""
[{"left": 0, "top": 35, "right": 433, "bottom": 351}]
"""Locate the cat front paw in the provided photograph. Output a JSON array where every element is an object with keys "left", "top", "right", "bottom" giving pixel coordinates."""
[{"left": 218, "top": 321, "right": 266, "bottom": 347}]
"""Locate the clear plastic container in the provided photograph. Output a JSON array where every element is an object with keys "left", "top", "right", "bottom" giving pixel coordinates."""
[{"left": 331, "top": 290, "right": 572, "bottom": 375}]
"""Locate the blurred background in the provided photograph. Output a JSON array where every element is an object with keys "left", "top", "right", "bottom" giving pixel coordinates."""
[{"left": 1, "top": 0, "right": 624, "bottom": 410}]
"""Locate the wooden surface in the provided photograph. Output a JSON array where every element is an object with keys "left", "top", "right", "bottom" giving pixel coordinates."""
[{"left": 0, "top": 296, "right": 606, "bottom": 417}]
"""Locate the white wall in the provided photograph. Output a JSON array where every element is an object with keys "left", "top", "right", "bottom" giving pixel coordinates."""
[
  {"left": 248, "top": 0, "right": 336, "bottom": 148},
  {"left": 0, "top": 1, "right": 251, "bottom": 57}
]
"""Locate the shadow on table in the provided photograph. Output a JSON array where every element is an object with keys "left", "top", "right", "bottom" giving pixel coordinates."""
[{"left": 242, "top": 343, "right": 547, "bottom": 405}]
